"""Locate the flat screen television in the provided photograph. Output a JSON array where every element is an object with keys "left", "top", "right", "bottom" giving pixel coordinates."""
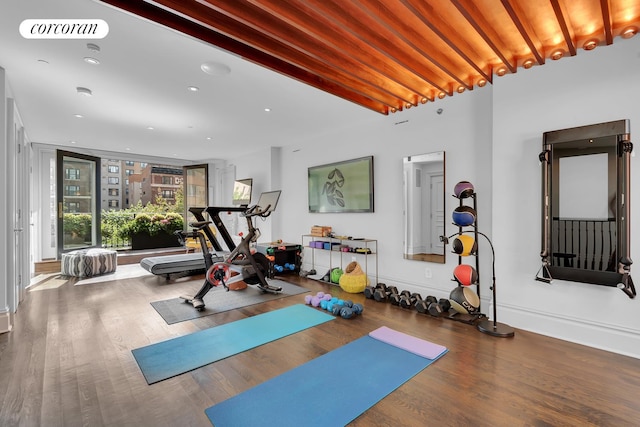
[{"left": 232, "top": 178, "right": 253, "bottom": 206}]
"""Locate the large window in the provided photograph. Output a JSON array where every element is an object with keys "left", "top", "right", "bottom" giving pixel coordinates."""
[
  {"left": 108, "top": 177, "right": 119, "bottom": 185},
  {"left": 64, "top": 185, "right": 80, "bottom": 196},
  {"left": 108, "top": 165, "right": 119, "bottom": 173},
  {"left": 161, "top": 190, "right": 174, "bottom": 199},
  {"left": 65, "top": 168, "right": 80, "bottom": 180},
  {"left": 108, "top": 200, "right": 119, "bottom": 208},
  {"left": 108, "top": 188, "right": 119, "bottom": 196},
  {"left": 65, "top": 201, "right": 80, "bottom": 212},
  {"left": 125, "top": 161, "right": 135, "bottom": 166},
  {"left": 125, "top": 169, "right": 134, "bottom": 176},
  {"left": 162, "top": 176, "right": 173, "bottom": 185}
]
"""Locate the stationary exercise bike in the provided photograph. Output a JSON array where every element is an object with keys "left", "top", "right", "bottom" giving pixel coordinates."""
[{"left": 180, "top": 191, "right": 283, "bottom": 310}]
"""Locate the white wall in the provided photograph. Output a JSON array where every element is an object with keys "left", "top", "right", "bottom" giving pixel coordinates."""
[
  {"left": 492, "top": 36, "right": 640, "bottom": 358},
  {"left": 0, "top": 66, "right": 10, "bottom": 333},
  {"left": 231, "top": 37, "right": 640, "bottom": 358},
  {"left": 232, "top": 86, "right": 494, "bottom": 306}
]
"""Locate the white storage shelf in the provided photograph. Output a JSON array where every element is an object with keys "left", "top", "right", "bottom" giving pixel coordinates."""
[{"left": 301, "top": 234, "right": 378, "bottom": 284}]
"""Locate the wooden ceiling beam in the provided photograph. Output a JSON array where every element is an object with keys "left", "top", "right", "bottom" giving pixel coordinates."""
[
  {"left": 500, "top": 0, "right": 546, "bottom": 65},
  {"left": 360, "top": 0, "right": 472, "bottom": 92},
  {"left": 550, "top": 0, "right": 578, "bottom": 56},
  {"left": 100, "top": 0, "right": 391, "bottom": 113},
  {"left": 450, "top": 0, "right": 517, "bottom": 73},
  {"left": 245, "top": 0, "right": 435, "bottom": 103},
  {"left": 100, "top": 0, "right": 640, "bottom": 115},
  {"left": 151, "top": 0, "right": 404, "bottom": 109},
  {"left": 600, "top": 0, "right": 614, "bottom": 44},
  {"left": 400, "top": 0, "right": 492, "bottom": 85},
  {"left": 306, "top": 0, "right": 450, "bottom": 98}
]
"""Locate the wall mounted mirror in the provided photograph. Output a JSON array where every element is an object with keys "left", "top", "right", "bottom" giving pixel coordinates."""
[
  {"left": 403, "top": 151, "right": 445, "bottom": 263},
  {"left": 538, "top": 120, "right": 635, "bottom": 298}
]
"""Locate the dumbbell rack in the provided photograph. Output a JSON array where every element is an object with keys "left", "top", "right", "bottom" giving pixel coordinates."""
[{"left": 445, "top": 191, "right": 486, "bottom": 325}]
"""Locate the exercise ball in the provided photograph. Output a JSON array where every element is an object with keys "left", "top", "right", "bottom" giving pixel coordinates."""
[
  {"left": 449, "top": 286, "right": 480, "bottom": 314},
  {"left": 452, "top": 235, "right": 477, "bottom": 256},
  {"left": 452, "top": 206, "right": 476, "bottom": 227},
  {"left": 453, "top": 264, "right": 478, "bottom": 286},
  {"left": 453, "top": 181, "right": 475, "bottom": 199}
]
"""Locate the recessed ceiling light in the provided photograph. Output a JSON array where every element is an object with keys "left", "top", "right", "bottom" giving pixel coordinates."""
[
  {"left": 147, "top": 126, "right": 154, "bottom": 130},
  {"left": 622, "top": 26, "right": 638, "bottom": 39},
  {"left": 125, "top": 148, "right": 131, "bottom": 151},
  {"left": 86, "top": 43, "right": 100, "bottom": 52},
  {"left": 76, "top": 87, "right": 92, "bottom": 96},
  {"left": 70, "top": 140, "right": 76, "bottom": 144},
  {"left": 73, "top": 114, "right": 83, "bottom": 118},
  {"left": 201, "top": 61, "right": 231, "bottom": 76},
  {"left": 84, "top": 57, "right": 100, "bottom": 65},
  {"left": 264, "top": 108, "right": 271, "bottom": 112},
  {"left": 187, "top": 86, "right": 199, "bottom": 92},
  {"left": 206, "top": 137, "right": 212, "bottom": 140}
]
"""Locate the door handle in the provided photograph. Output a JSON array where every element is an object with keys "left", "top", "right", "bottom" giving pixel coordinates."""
[{"left": 58, "top": 202, "right": 63, "bottom": 219}]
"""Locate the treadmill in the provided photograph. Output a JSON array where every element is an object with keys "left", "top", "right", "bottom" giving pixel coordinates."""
[{"left": 139, "top": 207, "right": 233, "bottom": 279}]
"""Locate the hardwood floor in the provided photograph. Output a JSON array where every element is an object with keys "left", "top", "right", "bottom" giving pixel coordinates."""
[{"left": 1, "top": 271, "right": 639, "bottom": 426}]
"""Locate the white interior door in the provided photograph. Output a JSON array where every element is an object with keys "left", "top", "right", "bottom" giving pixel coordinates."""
[
  {"left": 8, "top": 99, "right": 29, "bottom": 309},
  {"left": 430, "top": 174, "right": 445, "bottom": 254}
]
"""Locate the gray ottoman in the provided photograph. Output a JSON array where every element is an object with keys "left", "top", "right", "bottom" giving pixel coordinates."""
[{"left": 61, "top": 248, "right": 117, "bottom": 278}]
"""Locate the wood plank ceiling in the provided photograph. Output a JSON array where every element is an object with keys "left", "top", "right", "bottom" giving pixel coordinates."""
[{"left": 100, "top": 0, "right": 640, "bottom": 115}]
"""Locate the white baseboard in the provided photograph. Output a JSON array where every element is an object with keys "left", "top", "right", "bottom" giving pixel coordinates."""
[
  {"left": 0, "top": 311, "right": 13, "bottom": 334},
  {"left": 498, "top": 303, "right": 640, "bottom": 360},
  {"left": 374, "top": 274, "right": 640, "bottom": 359},
  {"left": 325, "top": 269, "right": 640, "bottom": 360}
]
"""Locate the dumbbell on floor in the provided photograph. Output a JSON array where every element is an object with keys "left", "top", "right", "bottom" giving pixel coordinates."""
[
  {"left": 415, "top": 295, "right": 436, "bottom": 313},
  {"left": 432, "top": 299, "right": 451, "bottom": 316},
  {"left": 374, "top": 285, "right": 398, "bottom": 302},
  {"left": 389, "top": 289, "right": 410, "bottom": 305},
  {"left": 364, "top": 283, "right": 386, "bottom": 299},
  {"left": 415, "top": 296, "right": 451, "bottom": 317},
  {"left": 399, "top": 292, "right": 422, "bottom": 309}
]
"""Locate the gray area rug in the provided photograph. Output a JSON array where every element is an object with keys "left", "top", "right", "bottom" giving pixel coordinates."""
[
  {"left": 150, "top": 279, "right": 309, "bottom": 324},
  {"left": 75, "top": 263, "right": 152, "bottom": 285}
]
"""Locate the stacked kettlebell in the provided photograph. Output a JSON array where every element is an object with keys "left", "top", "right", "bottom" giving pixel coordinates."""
[{"left": 304, "top": 291, "right": 364, "bottom": 319}]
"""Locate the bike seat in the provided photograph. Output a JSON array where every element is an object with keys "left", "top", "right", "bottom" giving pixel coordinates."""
[{"left": 189, "top": 220, "right": 212, "bottom": 229}]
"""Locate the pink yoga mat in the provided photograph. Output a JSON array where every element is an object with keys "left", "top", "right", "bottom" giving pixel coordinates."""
[{"left": 369, "top": 326, "right": 447, "bottom": 359}]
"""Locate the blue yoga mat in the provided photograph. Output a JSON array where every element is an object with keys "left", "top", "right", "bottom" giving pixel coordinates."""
[
  {"left": 132, "top": 304, "right": 334, "bottom": 384},
  {"left": 205, "top": 333, "right": 448, "bottom": 426}
]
